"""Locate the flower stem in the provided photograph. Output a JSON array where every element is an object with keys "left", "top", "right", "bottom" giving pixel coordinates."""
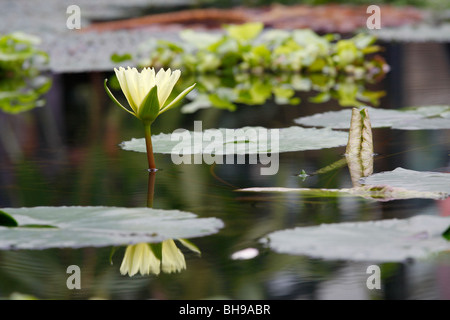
[
  {"left": 143, "top": 123, "right": 156, "bottom": 171},
  {"left": 147, "top": 171, "right": 156, "bottom": 208}
]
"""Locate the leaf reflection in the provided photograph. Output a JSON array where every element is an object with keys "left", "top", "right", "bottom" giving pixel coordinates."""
[{"left": 173, "top": 72, "right": 385, "bottom": 113}]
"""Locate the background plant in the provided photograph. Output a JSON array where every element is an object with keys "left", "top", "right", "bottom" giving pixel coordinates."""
[
  {"left": 0, "top": 32, "right": 51, "bottom": 114},
  {"left": 129, "top": 23, "right": 387, "bottom": 76},
  {"left": 111, "top": 23, "right": 388, "bottom": 110}
]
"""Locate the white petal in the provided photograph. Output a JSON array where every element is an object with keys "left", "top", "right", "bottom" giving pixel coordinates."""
[
  {"left": 114, "top": 67, "right": 138, "bottom": 113},
  {"left": 125, "top": 67, "right": 142, "bottom": 108},
  {"left": 161, "top": 239, "right": 186, "bottom": 273},
  {"left": 156, "top": 68, "right": 181, "bottom": 107},
  {"left": 148, "top": 250, "right": 161, "bottom": 276},
  {"left": 137, "top": 68, "right": 153, "bottom": 105},
  {"left": 130, "top": 243, "right": 144, "bottom": 276},
  {"left": 138, "top": 244, "right": 152, "bottom": 275},
  {"left": 120, "top": 245, "right": 135, "bottom": 276}
]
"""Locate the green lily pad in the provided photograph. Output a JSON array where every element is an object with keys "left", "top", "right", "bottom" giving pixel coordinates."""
[
  {"left": 294, "top": 106, "right": 450, "bottom": 130},
  {"left": 0, "top": 206, "right": 224, "bottom": 250},
  {"left": 262, "top": 215, "right": 450, "bottom": 262},
  {"left": 120, "top": 126, "right": 348, "bottom": 154}
]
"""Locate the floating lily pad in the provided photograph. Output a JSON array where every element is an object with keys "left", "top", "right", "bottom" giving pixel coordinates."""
[
  {"left": 360, "top": 167, "right": 450, "bottom": 194},
  {"left": 236, "top": 185, "right": 447, "bottom": 201},
  {"left": 236, "top": 167, "right": 450, "bottom": 201},
  {"left": 294, "top": 106, "right": 450, "bottom": 130},
  {"left": 0, "top": 206, "right": 224, "bottom": 250},
  {"left": 262, "top": 215, "right": 450, "bottom": 262},
  {"left": 120, "top": 126, "right": 348, "bottom": 154}
]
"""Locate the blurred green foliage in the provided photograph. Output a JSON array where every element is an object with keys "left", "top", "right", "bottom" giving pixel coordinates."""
[
  {"left": 0, "top": 32, "right": 51, "bottom": 114},
  {"left": 112, "top": 23, "right": 387, "bottom": 110},
  {"left": 135, "top": 23, "right": 386, "bottom": 76},
  {"left": 177, "top": 72, "right": 385, "bottom": 112}
]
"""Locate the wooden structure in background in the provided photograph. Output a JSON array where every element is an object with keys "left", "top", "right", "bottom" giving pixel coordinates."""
[{"left": 84, "top": 4, "right": 425, "bottom": 34}]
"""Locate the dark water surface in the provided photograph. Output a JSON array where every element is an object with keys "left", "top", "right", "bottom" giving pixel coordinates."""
[{"left": 0, "top": 43, "right": 449, "bottom": 300}]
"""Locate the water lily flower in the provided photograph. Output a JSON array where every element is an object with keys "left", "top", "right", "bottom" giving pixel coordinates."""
[
  {"left": 104, "top": 67, "right": 195, "bottom": 170},
  {"left": 120, "top": 239, "right": 200, "bottom": 277},
  {"left": 161, "top": 239, "right": 187, "bottom": 274},
  {"left": 105, "top": 67, "right": 195, "bottom": 124},
  {"left": 120, "top": 243, "right": 161, "bottom": 276}
]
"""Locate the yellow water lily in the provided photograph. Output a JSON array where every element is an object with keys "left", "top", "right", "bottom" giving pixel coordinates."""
[
  {"left": 119, "top": 239, "right": 200, "bottom": 277},
  {"left": 105, "top": 67, "right": 195, "bottom": 124},
  {"left": 120, "top": 243, "right": 161, "bottom": 276},
  {"left": 104, "top": 67, "right": 195, "bottom": 170},
  {"left": 161, "top": 239, "right": 187, "bottom": 274}
]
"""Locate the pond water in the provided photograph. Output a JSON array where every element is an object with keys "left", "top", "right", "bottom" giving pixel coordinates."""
[{"left": 0, "top": 42, "right": 449, "bottom": 300}]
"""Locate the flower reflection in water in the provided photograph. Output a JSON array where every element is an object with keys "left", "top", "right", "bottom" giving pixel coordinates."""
[
  {"left": 120, "top": 239, "right": 200, "bottom": 277},
  {"left": 119, "top": 162, "right": 202, "bottom": 277}
]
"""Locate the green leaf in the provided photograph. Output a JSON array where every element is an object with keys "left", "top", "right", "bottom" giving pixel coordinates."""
[
  {"left": 104, "top": 79, "right": 136, "bottom": 117},
  {"left": 308, "top": 92, "right": 331, "bottom": 103},
  {"left": 312, "top": 157, "right": 348, "bottom": 175},
  {"left": 443, "top": 226, "right": 450, "bottom": 241},
  {"left": 160, "top": 83, "right": 196, "bottom": 114},
  {"left": 178, "top": 239, "right": 201, "bottom": 255},
  {"left": 225, "top": 22, "right": 264, "bottom": 42},
  {"left": 19, "top": 224, "right": 57, "bottom": 229},
  {"left": 111, "top": 53, "right": 132, "bottom": 63},
  {"left": 336, "top": 40, "right": 360, "bottom": 67},
  {"left": 0, "top": 210, "right": 18, "bottom": 227},
  {"left": 180, "top": 30, "right": 222, "bottom": 49},
  {"left": 208, "top": 93, "right": 236, "bottom": 111},
  {"left": 149, "top": 242, "right": 163, "bottom": 260},
  {"left": 0, "top": 206, "right": 224, "bottom": 250},
  {"left": 109, "top": 246, "right": 118, "bottom": 265},
  {"left": 137, "top": 85, "right": 160, "bottom": 124}
]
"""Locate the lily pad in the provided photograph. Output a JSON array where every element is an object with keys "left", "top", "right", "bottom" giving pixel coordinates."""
[
  {"left": 360, "top": 167, "right": 450, "bottom": 194},
  {"left": 120, "top": 126, "right": 349, "bottom": 154},
  {"left": 0, "top": 206, "right": 224, "bottom": 250},
  {"left": 294, "top": 106, "right": 450, "bottom": 130},
  {"left": 262, "top": 215, "right": 450, "bottom": 262},
  {"left": 236, "top": 185, "right": 447, "bottom": 201},
  {"left": 236, "top": 168, "right": 450, "bottom": 201}
]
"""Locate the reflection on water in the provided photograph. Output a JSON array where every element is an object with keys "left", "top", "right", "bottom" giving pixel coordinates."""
[
  {"left": 120, "top": 240, "right": 188, "bottom": 277},
  {"left": 176, "top": 72, "right": 386, "bottom": 113},
  {"left": 0, "top": 41, "right": 449, "bottom": 299},
  {"left": 119, "top": 171, "right": 201, "bottom": 278}
]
